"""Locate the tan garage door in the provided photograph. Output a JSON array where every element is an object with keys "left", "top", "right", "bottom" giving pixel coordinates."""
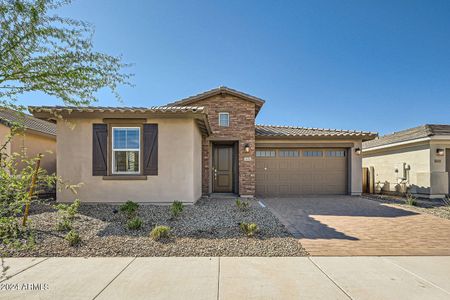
[{"left": 256, "top": 148, "right": 347, "bottom": 197}]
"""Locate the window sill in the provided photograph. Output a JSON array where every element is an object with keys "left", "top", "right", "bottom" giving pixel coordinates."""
[{"left": 102, "top": 175, "right": 147, "bottom": 180}]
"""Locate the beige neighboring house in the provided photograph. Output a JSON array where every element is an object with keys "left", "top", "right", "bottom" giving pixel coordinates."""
[
  {"left": 363, "top": 124, "right": 450, "bottom": 199},
  {"left": 30, "top": 87, "right": 376, "bottom": 203},
  {"left": 0, "top": 108, "right": 56, "bottom": 174}
]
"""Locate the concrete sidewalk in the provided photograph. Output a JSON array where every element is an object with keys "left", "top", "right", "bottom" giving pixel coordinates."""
[{"left": 1, "top": 257, "right": 449, "bottom": 300}]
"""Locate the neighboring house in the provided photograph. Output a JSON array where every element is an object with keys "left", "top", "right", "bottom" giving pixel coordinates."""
[
  {"left": 362, "top": 124, "right": 450, "bottom": 198},
  {"left": 30, "top": 87, "right": 376, "bottom": 203},
  {"left": 0, "top": 108, "right": 56, "bottom": 174}
]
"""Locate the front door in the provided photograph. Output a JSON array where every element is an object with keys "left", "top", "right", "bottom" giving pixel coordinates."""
[{"left": 213, "top": 145, "right": 233, "bottom": 193}]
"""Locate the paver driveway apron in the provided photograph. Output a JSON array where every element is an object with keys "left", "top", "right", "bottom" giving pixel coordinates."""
[{"left": 261, "top": 196, "right": 450, "bottom": 256}]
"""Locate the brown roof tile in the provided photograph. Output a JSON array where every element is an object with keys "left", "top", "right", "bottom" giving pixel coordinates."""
[
  {"left": 165, "top": 86, "right": 265, "bottom": 115},
  {"left": 256, "top": 124, "right": 377, "bottom": 141},
  {"left": 363, "top": 124, "right": 450, "bottom": 149},
  {"left": 0, "top": 108, "right": 56, "bottom": 136}
]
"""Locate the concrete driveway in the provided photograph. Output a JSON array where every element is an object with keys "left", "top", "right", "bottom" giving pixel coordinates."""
[
  {"left": 261, "top": 196, "right": 450, "bottom": 256},
  {"left": 1, "top": 257, "right": 450, "bottom": 299}
]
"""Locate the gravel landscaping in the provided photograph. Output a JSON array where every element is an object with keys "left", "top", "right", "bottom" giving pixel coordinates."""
[
  {"left": 363, "top": 194, "right": 450, "bottom": 220},
  {"left": 3, "top": 198, "right": 307, "bottom": 257}
]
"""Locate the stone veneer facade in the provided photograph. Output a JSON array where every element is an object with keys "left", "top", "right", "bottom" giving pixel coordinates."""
[{"left": 182, "top": 93, "right": 257, "bottom": 197}]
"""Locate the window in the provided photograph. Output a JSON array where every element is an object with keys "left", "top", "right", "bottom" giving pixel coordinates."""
[
  {"left": 326, "top": 150, "right": 346, "bottom": 157},
  {"left": 303, "top": 150, "right": 323, "bottom": 157},
  {"left": 218, "top": 112, "right": 229, "bottom": 127},
  {"left": 279, "top": 150, "right": 299, "bottom": 157},
  {"left": 112, "top": 127, "right": 140, "bottom": 174},
  {"left": 256, "top": 150, "right": 276, "bottom": 157}
]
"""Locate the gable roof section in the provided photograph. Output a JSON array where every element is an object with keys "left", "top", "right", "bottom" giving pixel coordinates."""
[
  {"left": 29, "top": 106, "right": 211, "bottom": 136},
  {"left": 0, "top": 108, "right": 56, "bottom": 136},
  {"left": 165, "top": 86, "right": 265, "bottom": 115},
  {"left": 363, "top": 124, "right": 450, "bottom": 150},
  {"left": 256, "top": 124, "right": 377, "bottom": 141}
]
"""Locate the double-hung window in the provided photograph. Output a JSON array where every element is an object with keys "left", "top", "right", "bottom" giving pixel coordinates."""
[{"left": 112, "top": 127, "right": 140, "bottom": 174}]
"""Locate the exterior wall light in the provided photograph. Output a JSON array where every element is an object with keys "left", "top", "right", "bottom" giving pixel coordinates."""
[
  {"left": 355, "top": 148, "right": 362, "bottom": 155},
  {"left": 436, "top": 148, "right": 445, "bottom": 156},
  {"left": 244, "top": 144, "right": 251, "bottom": 153}
]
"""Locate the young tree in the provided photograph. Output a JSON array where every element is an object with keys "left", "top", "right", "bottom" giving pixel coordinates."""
[
  {"left": 0, "top": 0, "right": 132, "bottom": 109},
  {"left": 0, "top": 0, "right": 132, "bottom": 250}
]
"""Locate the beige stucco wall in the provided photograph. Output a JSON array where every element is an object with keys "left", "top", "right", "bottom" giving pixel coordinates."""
[
  {"left": 10, "top": 130, "right": 57, "bottom": 174},
  {"left": 362, "top": 141, "right": 449, "bottom": 197},
  {"left": 0, "top": 123, "right": 11, "bottom": 158},
  {"left": 57, "top": 117, "right": 202, "bottom": 204},
  {"left": 0, "top": 123, "right": 56, "bottom": 174},
  {"left": 255, "top": 139, "right": 364, "bottom": 196}
]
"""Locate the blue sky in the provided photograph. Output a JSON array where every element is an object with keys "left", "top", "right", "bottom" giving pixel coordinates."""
[{"left": 20, "top": 0, "right": 450, "bottom": 135}]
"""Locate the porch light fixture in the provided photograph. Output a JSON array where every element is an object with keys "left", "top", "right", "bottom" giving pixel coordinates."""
[
  {"left": 436, "top": 148, "right": 445, "bottom": 156},
  {"left": 244, "top": 144, "right": 251, "bottom": 153},
  {"left": 354, "top": 148, "right": 362, "bottom": 155}
]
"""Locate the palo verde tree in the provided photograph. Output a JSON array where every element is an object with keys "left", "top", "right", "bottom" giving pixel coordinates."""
[{"left": 0, "top": 0, "right": 132, "bottom": 251}]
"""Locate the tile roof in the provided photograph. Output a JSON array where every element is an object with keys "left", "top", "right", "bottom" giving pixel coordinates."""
[
  {"left": 29, "top": 106, "right": 206, "bottom": 114},
  {"left": 165, "top": 86, "right": 265, "bottom": 115},
  {"left": 256, "top": 124, "right": 377, "bottom": 141},
  {"left": 363, "top": 124, "right": 450, "bottom": 149},
  {"left": 0, "top": 108, "right": 56, "bottom": 136}
]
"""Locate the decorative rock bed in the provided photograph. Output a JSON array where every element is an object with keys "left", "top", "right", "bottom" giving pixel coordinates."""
[{"left": 4, "top": 198, "right": 308, "bottom": 257}]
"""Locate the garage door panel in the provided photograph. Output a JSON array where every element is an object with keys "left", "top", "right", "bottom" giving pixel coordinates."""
[{"left": 256, "top": 148, "right": 347, "bottom": 197}]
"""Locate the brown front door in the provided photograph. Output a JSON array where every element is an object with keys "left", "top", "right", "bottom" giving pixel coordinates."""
[{"left": 213, "top": 145, "right": 233, "bottom": 193}]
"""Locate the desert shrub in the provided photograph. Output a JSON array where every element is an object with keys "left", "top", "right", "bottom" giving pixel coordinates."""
[
  {"left": 65, "top": 230, "right": 81, "bottom": 246},
  {"left": 150, "top": 225, "right": 170, "bottom": 240},
  {"left": 55, "top": 199, "right": 80, "bottom": 232},
  {"left": 405, "top": 193, "right": 417, "bottom": 206},
  {"left": 120, "top": 201, "right": 139, "bottom": 219},
  {"left": 240, "top": 222, "right": 259, "bottom": 237},
  {"left": 236, "top": 198, "right": 250, "bottom": 211},
  {"left": 170, "top": 201, "right": 184, "bottom": 218},
  {"left": 127, "top": 217, "right": 143, "bottom": 230}
]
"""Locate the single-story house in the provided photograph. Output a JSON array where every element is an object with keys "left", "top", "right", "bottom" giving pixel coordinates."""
[
  {"left": 30, "top": 87, "right": 376, "bottom": 203},
  {"left": 0, "top": 108, "right": 56, "bottom": 174},
  {"left": 362, "top": 124, "right": 450, "bottom": 198}
]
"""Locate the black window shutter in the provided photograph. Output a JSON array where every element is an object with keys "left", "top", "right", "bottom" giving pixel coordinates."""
[
  {"left": 143, "top": 124, "right": 158, "bottom": 175},
  {"left": 92, "top": 124, "right": 108, "bottom": 176}
]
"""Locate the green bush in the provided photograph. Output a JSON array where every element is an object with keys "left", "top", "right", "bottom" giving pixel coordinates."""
[
  {"left": 120, "top": 201, "right": 139, "bottom": 218},
  {"left": 405, "top": 193, "right": 417, "bottom": 206},
  {"left": 55, "top": 199, "right": 80, "bottom": 232},
  {"left": 56, "top": 218, "right": 73, "bottom": 232},
  {"left": 127, "top": 217, "right": 143, "bottom": 230},
  {"left": 240, "top": 222, "right": 259, "bottom": 237},
  {"left": 150, "top": 225, "right": 170, "bottom": 241},
  {"left": 236, "top": 198, "right": 250, "bottom": 211},
  {"left": 65, "top": 230, "right": 81, "bottom": 246},
  {"left": 171, "top": 201, "right": 184, "bottom": 218}
]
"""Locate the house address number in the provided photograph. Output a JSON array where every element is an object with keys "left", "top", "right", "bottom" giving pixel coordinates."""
[{"left": 244, "top": 157, "right": 252, "bottom": 161}]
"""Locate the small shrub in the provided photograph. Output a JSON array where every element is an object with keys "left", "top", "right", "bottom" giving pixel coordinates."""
[
  {"left": 240, "top": 222, "right": 259, "bottom": 237},
  {"left": 120, "top": 201, "right": 139, "bottom": 218},
  {"left": 236, "top": 198, "right": 250, "bottom": 211},
  {"left": 55, "top": 199, "right": 80, "bottom": 231},
  {"left": 405, "top": 193, "right": 417, "bottom": 206},
  {"left": 171, "top": 201, "right": 184, "bottom": 218},
  {"left": 127, "top": 217, "right": 143, "bottom": 230},
  {"left": 65, "top": 230, "right": 81, "bottom": 246},
  {"left": 56, "top": 218, "right": 73, "bottom": 232},
  {"left": 150, "top": 225, "right": 170, "bottom": 240}
]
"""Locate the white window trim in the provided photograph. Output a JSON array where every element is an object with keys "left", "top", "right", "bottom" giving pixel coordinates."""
[
  {"left": 218, "top": 112, "right": 230, "bottom": 127},
  {"left": 112, "top": 127, "right": 141, "bottom": 175}
]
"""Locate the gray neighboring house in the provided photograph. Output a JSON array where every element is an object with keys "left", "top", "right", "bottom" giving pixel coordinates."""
[{"left": 363, "top": 124, "right": 450, "bottom": 198}]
